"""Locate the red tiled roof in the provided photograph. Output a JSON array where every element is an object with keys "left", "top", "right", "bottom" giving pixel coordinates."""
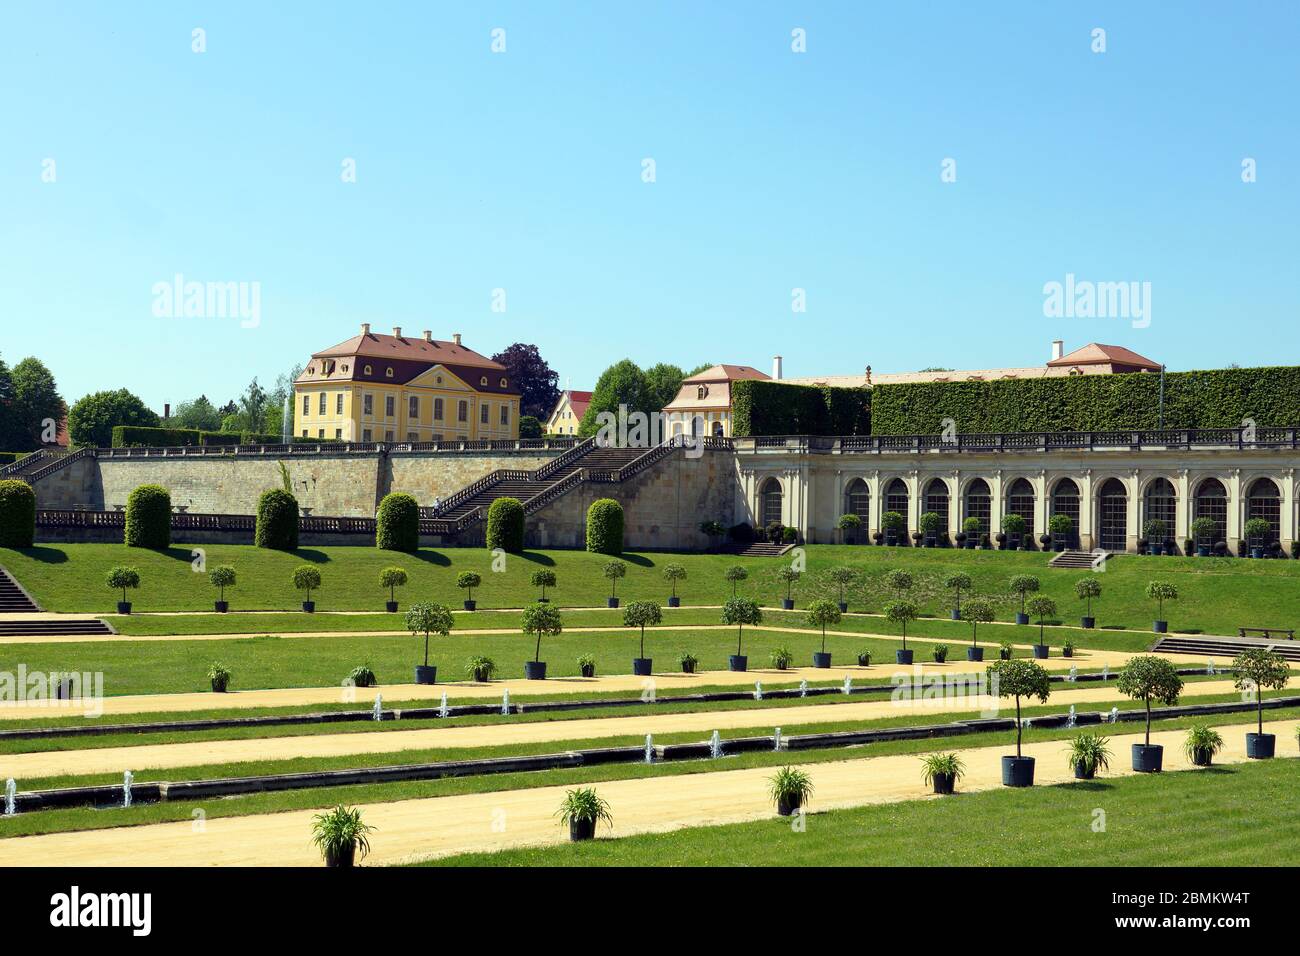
[
  {"left": 567, "top": 390, "right": 593, "bottom": 419},
  {"left": 682, "top": 364, "right": 770, "bottom": 383},
  {"left": 1048, "top": 342, "right": 1160, "bottom": 370},
  {"left": 312, "top": 331, "right": 504, "bottom": 370}
]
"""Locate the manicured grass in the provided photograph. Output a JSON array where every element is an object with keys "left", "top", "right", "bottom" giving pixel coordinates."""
[
  {"left": 421, "top": 755, "right": 1300, "bottom": 867},
  {"left": 5, "top": 542, "right": 1297, "bottom": 634}
]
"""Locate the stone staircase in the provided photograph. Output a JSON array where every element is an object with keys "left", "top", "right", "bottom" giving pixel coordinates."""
[
  {"left": 0, "top": 618, "right": 115, "bottom": 638},
  {"left": 0, "top": 567, "right": 41, "bottom": 613},
  {"left": 1152, "top": 633, "right": 1300, "bottom": 662},
  {"left": 726, "top": 542, "right": 796, "bottom": 557},
  {"left": 1049, "top": 549, "right": 1109, "bottom": 569}
]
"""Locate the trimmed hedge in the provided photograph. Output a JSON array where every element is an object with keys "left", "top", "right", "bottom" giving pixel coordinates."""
[
  {"left": 0, "top": 452, "right": 30, "bottom": 466},
  {"left": 731, "top": 380, "right": 871, "bottom": 437},
  {"left": 0, "top": 479, "right": 36, "bottom": 548},
  {"left": 111, "top": 426, "right": 343, "bottom": 448},
  {"left": 486, "top": 497, "right": 525, "bottom": 554},
  {"left": 586, "top": 498, "right": 625, "bottom": 555},
  {"left": 376, "top": 492, "right": 420, "bottom": 552},
  {"left": 124, "top": 484, "right": 171, "bottom": 549},
  {"left": 255, "top": 488, "right": 300, "bottom": 551},
  {"left": 870, "top": 365, "right": 1300, "bottom": 435}
]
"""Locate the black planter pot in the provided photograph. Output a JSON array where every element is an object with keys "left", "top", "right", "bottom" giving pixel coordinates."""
[
  {"left": 1054, "top": 542, "right": 1065, "bottom": 553},
  {"left": 966, "top": 646, "right": 984, "bottom": 662},
  {"left": 681, "top": 660, "right": 696, "bottom": 674},
  {"left": 472, "top": 667, "right": 492, "bottom": 683},
  {"left": 895, "top": 649, "right": 913, "bottom": 665},
  {"left": 775, "top": 792, "right": 803, "bottom": 816},
  {"left": 324, "top": 844, "right": 356, "bottom": 868},
  {"left": 950, "top": 608, "right": 961, "bottom": 621},
  {"left": 933, "top": 652, "right": 947, "bottom": 663},
  {"left": 524, "top": 660, "right": 547, "bottom": 680},
  {"left": 1191, "top": 747, "right": 1214, "bottom": 767},
  {"left": 931, "top": 772, "right": 956, "bottom": 795},
  {"left": 999, "top": 648, "right": 1013, "bottom": 660},
  {"left": 1131, "top": 743, "right": 1163, "bottom": 772},
  {"left": 463, "top": 600, "right": 476, "bottom": 611},
  {"left": 569, "top": 817, "right": 596, "bottom": 842},
  {"left": 1073, "top": 760, "right": 1096, "bottom": 780},
  {"left": 214, "top": 600, "right": 228, "bottom": 613},
  {"left": 385, "top": 601, "right": 398, "bottom": 613},
  {"left": 856, "top": 654, "right": 871, "bottom": 666},
  {"left": 608, "top": 597, "right": 620, "bottom": 609},
  {"left": 1153, "top": 620, "right": 1168, "bottom": 634},
  {"left": 1001, "top": 755, "right": 1035, "bottom": 787},
  {"left": 1246, "top": 732, "right": 1276, "bottom": 759},
  {"left": 1015, "top": 613, "right": 1029, "bottom": 625},
  {"left": 302, "top": 601, "right": 315, "bottom": 613},
  {"left": 1080, "top": 616, "right": 1095, "bottom": 629},
  {"left": 117, "top": 601, "right": 132, "bottom": 614},
  {"left": 1062, "top": 647, "right": 1074, "bottom": 658},
  {"left": 781, "top": 599, "right": 794, "bottom": 610},
  {"left": 729, "top": 655, "right": 747, "bottom": 672},
  {"left": 537, "top": 596, "right": 549, "bottom": 603},
  {"left": 210, "top": 677, "right": 228, "bottom": 693},
  {"left": 580, "top": 663, "right": 595, "bottom": 678},
  {"left": 414, "top": 664, "right": 437, "bottom": 685},
  {"left": 812, "top": 651, "right": 832, "bottom": 668},
  {"left": 1197, "top": 546, "right": 1210, "bottom": 557},
  {"left": 1032, "top": 644, "right": 1049, "bottom": 659},
  {"left": 632, "top": 658, "right": 653, "bottom": 676},
  {"left": 838, "top": 601, "right": 848, "bottom": 613},
  {"left": 668, "top": 596, "right": 681, "bottom": 608}
]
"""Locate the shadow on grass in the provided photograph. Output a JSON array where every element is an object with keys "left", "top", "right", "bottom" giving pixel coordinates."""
[
  {"left": 409, "top": 550, "right": 451, "bottom": 567},
  {"left": 17, "top": 546, "right": 68, "bottom": 564},
  {"left": 619, "top": 554, "right": 655, "bottom": 568},
  {"left": 292, "top": 548, "right": 329, "bottom": 563},
  {"left": 519, "top": 551, "right": 556, "bottom": 567}
]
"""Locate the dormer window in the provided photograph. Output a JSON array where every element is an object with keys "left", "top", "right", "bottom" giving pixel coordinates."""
[
  {"left": 385, "top": 367, "right": 394, "bottom": 378},
  {"left": 363, "top": 364, "right": 372, "bottom": 375},
  {"left": 500, "top": 377, "right": 508, "bottom": 387},
  {"left": 696, "top": 385, "right": 708, "bottom": 400},
  {"left": 480, "top": 376, "right": 489, "bottom": 386}
]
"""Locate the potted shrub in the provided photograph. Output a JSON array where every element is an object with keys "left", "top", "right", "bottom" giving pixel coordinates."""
[
  {"left": 106, "top": 565, "right": 140, "bottom": 614},
  {"left": 556, "top": 787, "right": 612, "bottom": 842},
  {"left": 1008, "top": 574, "right": 1039, "bottom": 625},
  {"left": 884, "top": 568, "right": 913, "bottom": 599},
  {"left": 828, "top": 566, "right": 855, "bottom": 612},
  {"left": 662, "top": 563, "right": 687, "bottom": 607},
  {"left": 522, "top": 601, "right": 563, "bottom": 679},
  {"left": 724, "top": 565, "right": 748, "bottom": 598},
  {"left": 961, "top": 517, "right": 981, "bottom": 549},
  {"left": 1143, "top": 519, "right": 1167, "bottom": 555},
  {"left": 856, "top": 648, "right": 872, "bottom": 666},
  {"left": 602, "top": 559, "right": 626, "bottom": 608},
  {"left": 1001, "top": 513, "right": 1027, "bottom": 550},
  {"left": 919, "top": 511, "right": 942, "bottom": 547},
  {"left": 1244, "top": 517, "right": 1271, "bottom": 558},
  {"left": 1145, "top": 580, "right": 1177, "bottom": 633},
  {"left": 920, "top": 752, "right": 964, "bottom": 795},
  {"left": 932, "top": 643, "right": 948, "bottom": 663},
  {"left": 872, "top": 531, "right": 884, "bottom": 546},
  {"left": 311, "top": 805, "right": 375, "bottom": 867},
  {"left": 1190, "top": 516, "right": 1215, "bottom": 557},
  {"left": 955, "top": 531, "right": 967, "bottom": 548},
  {"left": 805, "top": 599, "right": 841, "bottom": 667},
  {"left": 456, "top": 571, "right": 482, "bottom": 611},
  {"left": 837, "top": 512, "right": 862, "bottom": 545},
  {"left": 998, "top": 641, "right": 1014, "bottom": 660},
  {"left": 623, "top": 600, "right": 662, "bottom": 676},
  {"left": 768, "top": 766, "right": 813, "bottom": 816},
  {"left": 1067, "top": 733, "right": 1112, "bottom": 779},
  {"left": 209, "top": 565, "right": 236, "bottom": 613},
  {"left": 721, "top": 598, "right": 762, "bottom": 671},
  {"left": 531, "top": 568, "right": 557, "bottom": 602},
  {"left": 577, "top": 652, "right": 597, "bottom": 678},
  {"left": 678, "top": 650, "right": 699, "bottom": 674},
  {"left": 1183, "top": 724, "right": 1223, "bottom": 767},
  {"left": 987, "top": 658, "right": 1051, "bottom": 786},
  {"left": 348, "top": 663, "right": 377, "bottom": 688},
  {"left": 962, "top": 598, "right": 995, "bottom": 661},
  {"left": 881, "top": 510, "right": 905, "bottom": 546},
  {"left": 1062, "top": 638, "right": 1076, "bottom": 659},
  {"left": 1048, "top": 513, "right": 1073, "bottom": 551},
  {"left": 770, "top": 645, "right": 794, "bottom": 670},
  {"left": 1026, "top": 596, "right": 1056, "bottom": 658},
  {"left": 379, "top": 566, "right": 407, "bottom": 613},
  {"left": 765, "top": 521, "right": 785, "bottom": 544},
  {"left": 293, "top": 564, "right": 321, "bottom": 613},
  {"left": 465, "top": 655, "right": 496, "bottom": 683},
  {"left": 910, "top": 530, "right": 923, "bottom": 547},
  {"left": 980, "top": 533, "right": 992, "bottom": 550},
  {"left": 1116, "top": 655, "right": 1184, "bottom": 772},
  {"left": 1231, "top": 647, "right": 1290, "bottom": 758},
  {"left": 404, "top": 602, "right": 453, "bottom": 685},
  {"left": 1038, "top": 533, "right": 1052, "bottom": 550},
  {"left": 885, "top": 598, "right": 919, "bottom": 664},
  {"left": 777, "top": 566, "right": 800, "bottom": 610},
  {"left": 208, "top": 662, "right": 231, "bottom": 693},
  {"left": 945, "top": 572, "right": 971, "bottom": 620},
  {"left": 1075, "top": 577, "right": 1101, "bottom": 628}
]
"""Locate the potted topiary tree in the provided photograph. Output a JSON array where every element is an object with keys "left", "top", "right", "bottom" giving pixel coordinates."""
[
  {"left": 557, "top": 787, "right": 612, "bottom": 842},
  {"left": 805, "top": 599, "right": 841, "bottom": 668},
  {"left": 311, "top": 805, "right": 375, "bottom": 867},
  {"left": 293, "top": 565, "right": 321, "bottom": 612},
  {"left": 721, "top": 597, "right": 762, "bottom": 671},
  {"left": 209, "top": 565, "right": 236, "bottom": 613},
  {"left": 837, "top": 512, "right": 862, "bottom": 545},
  {"left": 1145, "top": 580, "right": 1177, "bottom": 633},
  {"left": 945, "top": 572, "right": 971, "bottom": 620},
  {"left": 208, "top": 662, "right": 231, "bottom": 693},
  {"left": 987, "top": 658, "right": 1051, "bottom": 786},
  {"left": 1001, "top": 513, "right": 1027, "bottom": 550},
  {"left": 724, "top": 565, "right": 748, "bottom": 598},
  {"left": 1066, "top": 733, "right": 1112, "bottom": 780},
  {"left": 884, "top": 568, "right": 913, "bottom": 600},
  {"left": 623, "top": 600, "right": 662, "bottom": 676},
  {"left": 1183, "top": 724, "right": 1224, "bottom": 767},
  {"left": 531, "top": 568, "right": 557, "bottom": 603},
  {"left": 603, "top": 559, "right": 626, "bottom": 608},
  {"left": 768, "top": 766, "right": 813, "bottom": 816},
  {"left": 662, "top": 563, "right": 687, "bottom": 607},
  {"left": 828, "top": 566, "right": 855, "bottom": 612},
  {"left": 920, "top": 753, "right": 964, "bottom": 795},
  {"left": 919, "top": 511, "right": 942, "bottom": 547},
  {"left": 881, "top": 510, "right": 905, "bottom": 546},
  {"left": 1231, "top": 647, "right": 1290, "bottom": 758},
  {"left": 522, "top": 601, "right": 562, "bottom": 679},
  {"left": 1243, "top": 517, "right": 1271, "bottom": 559},
  {"left": 1143, "top": 519, "right": 1167, "bottom": 556},
  {"left": 777, "top": 566, "right": 800, "bottom": 610},
  {"left": 962, "top": 598, "right": 995, "bottom": 661},
  {"left": 1048, "top": 513, "right": 1073, "bottom": 551},
  {"left": 1009, "top": 574, "right": 1039, "bottom": 625},
  {"left": 1075, "top": 577, "right": 1101, "bottom": 628},
  {"left": 379, "top": 566, "right": 407, "bottom": 613},
  {"left": 885, "top": 598, "right": 919, "bottom": 664},
  {"left": 404, "top": 602, "right": 453, "bottom": 685},
  {"left": 106, "top": 565, "right": 140, "bottom": 614},
  {"left": 1116, "top": 655, "right": 1184, "bottom": 772},
  {"left": 1190, "top": 516, "right": 1215, "bottom": 557},
  {"left": 961, "top": 516, "right": 981, "bottom": 549},
  {"left": 1026, "top": 596, "right": 1056, "bottom": 658},
  {"left": 456, "top": 571, "right": 482, "bottom": 611}
]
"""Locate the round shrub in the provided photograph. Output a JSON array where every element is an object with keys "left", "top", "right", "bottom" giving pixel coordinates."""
[
  {"left": 586, "top": 498, "right": 624, "bottom": 555},
  {"left": 376, "top": 492, "right": 420, "bottom": 552},
  {"left": 485, "top": 497, "right": 525, "bottom": 554},
  {"left": 255, "top": 488, "right": 300, "bottom": 551},
  {"left": 124, "top": 484, "right": 171, "bottom": 549},
  {"left": 0, "top": 479, "right": 36, "bottom": 549}
]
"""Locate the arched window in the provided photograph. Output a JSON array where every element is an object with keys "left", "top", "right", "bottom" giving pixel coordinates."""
[
  {"left": 760, "top": 478, "right": 783, "bottom": 527},
  {"left": 963, "top": 478, "right": 991, "bottom": 534},
  {"left": 923, "top": 478, "right": 949, "bottom": 534},
  {"left": 1194, "top": 478, "right": 1228, "bottom": 545},
  {"left": 1051, "top": 478, "right": 1080, "bottom": 545},
  {"left": 1006, "top": 478, "right": 1036, "bottom": 541},
  {"left": 1143, "top": 478, "right": 1176, "bottom": 544},
  {"left": 1246, "top": 477, "right": 1281, "bottom": 543},
  {"left": 711, "top": 421, "right": 724, "bottom": 437},
  {"left": 1098, "top": 477, "right": 1128, "bottom": 552},
  {"left": 844, "top": 478, "right": 870, "bottom": 523},
  {"left": 884, "top": 478, "right": 909, "bottom": 518},
  {"left": 696, "top": 385, "right": 708, "bottom": 400}
]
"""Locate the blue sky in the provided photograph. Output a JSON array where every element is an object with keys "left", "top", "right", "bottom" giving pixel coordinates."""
[{"left": 2, "top": 1, "right": 1297, "bottom": 410}]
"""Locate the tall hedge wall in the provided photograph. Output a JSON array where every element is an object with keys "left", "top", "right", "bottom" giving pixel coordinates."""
[
  {"left": 869, "top": 366, "right": 1300, "bottom": 435},
  {"left": 731, "top": 381, "right": 871, "bottom": 437}
]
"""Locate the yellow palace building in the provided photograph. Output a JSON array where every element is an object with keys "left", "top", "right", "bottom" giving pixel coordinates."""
[{"left": 293, "top": 324, "right": 521, "bottom": 442}]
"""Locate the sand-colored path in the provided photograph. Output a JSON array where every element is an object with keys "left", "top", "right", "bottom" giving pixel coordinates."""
[
  {"left": 2, "top": 717, "right": 1292, "bottom": 867},
  {"left": 0, "top": 679, "right": 1248, "bottom": 780}
]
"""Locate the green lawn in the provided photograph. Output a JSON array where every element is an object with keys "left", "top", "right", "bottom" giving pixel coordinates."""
[
  {"left": 422, "top": 755, "right": 1300, "bottom": 867},
  {"left": 5, "top": 542, "right": 1298, "bottom": 635}
]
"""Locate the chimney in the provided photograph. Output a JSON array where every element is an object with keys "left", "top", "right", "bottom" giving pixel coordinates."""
[
  {"left": 453, "top": 333, "right": 462, "bottom": 347},
  {"left": 360, "top": 322, "right": 370, "bottom": 335},
  {"left": 423, "top": 330, "right": 432, "bottom": 342},
  {"left": 164, "top": 403, "right": 170, "bottom": 420},
  {"left": 1051, "top": 339, "right": 1064, "bottom": 361},
  {"left": 772, "top": 355, "right": 783, "bottom": 380},
  {"left": 392, "top": 326, "right": 402, "bottom": 339}
]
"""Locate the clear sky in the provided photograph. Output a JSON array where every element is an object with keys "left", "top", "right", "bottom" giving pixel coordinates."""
[{"left": 2, "top": 1, "right": 1297, "bottom": 410}]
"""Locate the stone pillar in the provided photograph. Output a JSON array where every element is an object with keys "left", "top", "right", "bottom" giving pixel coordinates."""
[
  {"left": 988, "top": 470, "right": 1004, "bottom": 542},
  {"left": 1078, "top": 470, "right": 1094, "bottom": 550},
  {"left": 1227, "top": 467, "right": 1242, "bottom": 555},
  {"left": 1125, "top": 470, "right": 1140, "bottom": 553},
  {"left": 1175, "top": 468, "right": 1191, "bottom": 549},
  {"left": 1282, "top": 468, "right": 1296, "bottom": 553}
]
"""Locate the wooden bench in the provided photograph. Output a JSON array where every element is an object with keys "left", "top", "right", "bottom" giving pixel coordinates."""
[{"left": 1238, "top": 627, "right": 1295, "bottom": 641}]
